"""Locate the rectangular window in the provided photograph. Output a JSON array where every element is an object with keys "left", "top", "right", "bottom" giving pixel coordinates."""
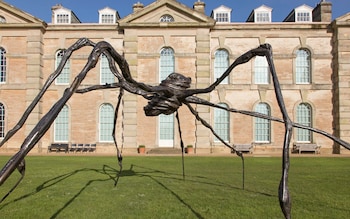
[
  {"left": 254, "top": 56, "right": 269, "bottom": 84},
  {"left": 256, "top": 12, "right": 270, "bottom": 22},
  {"left": 215, "top": 13, "right": 229, "bottom": 22},
  {"left": 56, "top": 14, "right": 70, "bottom": 24},
  {"left": 297, "top": 12, "right": 311, "bottom": 22},
  {"left": 54, "top": 105, "right": 69, "bottom": 142},
  {"left": 101, "top": 14, "right": 114, "bottom": 24}
]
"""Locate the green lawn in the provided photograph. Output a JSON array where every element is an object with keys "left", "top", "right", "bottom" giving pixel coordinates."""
[{"left": 0, "top": 156, "right": 349, "bottom": 219}]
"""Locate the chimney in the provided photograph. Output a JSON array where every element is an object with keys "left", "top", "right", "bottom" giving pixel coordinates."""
[
  {"left": 133, "top": 2, "right": 144, "bottom": 13},
  {"left": 313, "top": 0, "right": 332, "bottom": 22},
  {"left": 193, "top": 1, "right": 205, "bottom": 14}
]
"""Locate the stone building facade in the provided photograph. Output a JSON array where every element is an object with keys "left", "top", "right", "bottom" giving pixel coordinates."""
[{"left": 0, "top": 0, "right": 349, "bottom": 154}]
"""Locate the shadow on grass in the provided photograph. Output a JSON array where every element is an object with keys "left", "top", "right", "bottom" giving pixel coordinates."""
[{"left": 0, "top": 163, "right": 275, "bottom": 219}]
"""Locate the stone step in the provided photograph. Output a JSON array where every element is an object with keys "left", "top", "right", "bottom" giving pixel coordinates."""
[{"left": 147, "top": 148, "right": 182, "bottom": 154}]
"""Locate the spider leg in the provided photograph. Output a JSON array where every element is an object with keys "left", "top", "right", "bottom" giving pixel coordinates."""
[
  {"left": 175, "top": 111, "right": 186, "bottom": 180},
  {"left": 113, "top": 88, "right": 124, "bottom": 186},
  {"left": 184, "top": 102, "right": 245, "bottom": 190},
  {"left": 0, "top": 40, "right": 121, "bottom": 194},
  {"left": 0, "top": 38, "right": 95, "bottom": 148}
]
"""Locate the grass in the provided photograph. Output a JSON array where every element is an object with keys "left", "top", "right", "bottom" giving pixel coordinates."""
[{"left": 0, "top": 155, "right": 349, "bottom": 219}]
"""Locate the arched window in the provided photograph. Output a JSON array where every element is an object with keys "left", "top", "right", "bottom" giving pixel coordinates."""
[
  {"left": 296, "top": 103, "right": 312, "bottom": 142},
  {"left": 214, "top": 103, "right": 229, "bottom": 142},
  {"left": 159, "top": 47, "right": 174, "bottom": 82},
  {"left": 254, "top": 56, "right": 269, "bottom": 84},
  {"left": 0, "top": 47, "right": 6, "bottom": 83},
  {"left": 0, "top": 16, "right": 6, "bottom": 23},
  {"left": 99, "top": 103, "right": 114, "bottom": 142},
  {"left": 54, "top": 105, "right": 69, "bottom": 142},
  {"left": 214, "top": 49, "right": 229, "bottom": 84},
  {"left": 100, "top": 54, "right": 114, "bottom": 84},
  {"left": 0, "top": 103, "right": 5, "bottom": 138},
  {"left": 159, "top": 47, "right": 175, "bottom": 146},
  {"left": 160, "top": 14, "right": 174, "bottom": 22},
  {"left": 55, "top": 49, "right": 70, "bottom": 84},
  {"left": 295, "top": 49, "right": 311, "bottom": 84},
  {"left": 254, "top": 103, "right": 271, "bottom": 142}
]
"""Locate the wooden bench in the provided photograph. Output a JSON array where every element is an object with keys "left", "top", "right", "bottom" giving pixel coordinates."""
[
  {"left": 293, "top": 143, "right": 320, "bottom": 154},
  {"left": 48, "top": 143, "right": 69, "bottom": 153},
  {"left": 232, "top": 144, "right": 253, "bottom": 154}
]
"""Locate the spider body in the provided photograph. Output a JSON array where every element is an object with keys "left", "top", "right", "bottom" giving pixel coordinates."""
[{"left": 144, "top": 72, "right": 191, "bottom": 116}]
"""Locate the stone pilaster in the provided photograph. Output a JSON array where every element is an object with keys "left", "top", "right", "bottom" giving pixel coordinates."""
[{"left": 195, "top": 29, "right": 211, "bottom": 152}]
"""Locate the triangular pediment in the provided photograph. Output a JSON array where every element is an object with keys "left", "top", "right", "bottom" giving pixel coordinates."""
[
  {"left": 0, "top": 1, "right": 45, "bottom": 25},
  {"left": 119, "top": 0, "right": 215, "bottom": 28},
  {"left": 335, "top": 12, "right": 350, "bottom": 22}
]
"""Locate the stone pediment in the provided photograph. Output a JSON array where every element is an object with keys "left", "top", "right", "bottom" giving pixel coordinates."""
[
  {"left": 119, "top": 0, "right": 215, "bottom": 28},
  {"left": 0, "top": 1, "right": 45, "bottom": 25},
  {"left": 335, "top": 12, "right": 350, "bottom": 22}
]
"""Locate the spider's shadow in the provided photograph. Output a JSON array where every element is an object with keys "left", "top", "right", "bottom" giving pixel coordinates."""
[{"left": 0, "top": 163, "right": 274, "bottom": 219}]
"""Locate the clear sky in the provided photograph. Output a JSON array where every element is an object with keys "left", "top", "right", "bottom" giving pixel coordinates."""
[{"left": 3, "top": 0, "right": 350, "bottom": 23}]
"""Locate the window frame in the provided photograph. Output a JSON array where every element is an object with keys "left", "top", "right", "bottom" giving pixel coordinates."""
[
  {"left": 0, "top": 47, "right": 6, "bottom": 83},
  {"left": 296, "top": 103, "right": 312, "bottom": 143},
  {"left": 100, "top": 54, "right": 115, "bottom": 84},
  {"left": 254, "top": 103, "right": 271, "bottom": 143},
  {"left": 0, "top": 103, "right": 5, "bottom": 138},
  {"left": 214, "top": 103, "right": 230, "bottom": 142},
  {"left": 55, "top": 49, "right": 70, "bottom": 85},
  {"left": 295, "top": 48, "right": 311, "bottom": 84},
  {"left": 214, "top": 49, "right": 229, "bottom": 84},
  {"left": 99, "top": 103, "right": 114, "bottom": 142},
  {"left": 54, "top": 105, "right": 69, "bottom": 142},
  {"left": 254, "top": 56, "right": 269, "bottom": 84},
  {"left": 159, "top": 47, "right": 175, "bottom": 82}
]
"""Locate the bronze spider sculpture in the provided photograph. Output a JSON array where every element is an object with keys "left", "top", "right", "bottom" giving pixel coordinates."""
[{"left": 0, "top": 38, "right": 349, "bottom": 219}]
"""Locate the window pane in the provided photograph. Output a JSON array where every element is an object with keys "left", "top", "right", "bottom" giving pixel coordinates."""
[
  {"left": 214, "top": 103, "right": 229, "bottom": 142},
  {"left": 255, "top": 56, "right": 269, "bottom": 84},
  {"left": 159, "top": 47, "right": 174, "bottom": 81},
  {"left": 296, "top": 103, "right": 312, "bottom": 142},
  {"left": 57, "top": 14, "right": 69, "bottom": 23},
  {"left": 54, "top": 105, "right": 69, "bottom": 142},
  {"left": 0, "top": 48, "right": 6, "bottom": 83},
  {"left": 159, "top": 114, "right": 174, "bottom": 140},
  {"left": 101, "top": 14, "right": 114, "bottom": 23},
  {"left": 216, "top": 13, "right": 229, "bottom": 22},
  {"left": 255, "top": 103, "right": 271, "bottom": 142},
  {"left": 297, "top": 12, "right": 311, "bottom": 22},
  {"left": 0, "top": 103, "right": 5, "bottom": 138},
  {"left": 256, "top": 12, "right": 270, "bottom": 22},
  {"left": 296, "top": 49, "right": 311, "bottom": 84},
  {"left": 100, "top": 54, "right": 114, "bottom": 84},
  {"left": 56, "top": 50, "right": 70, "bottom": 84},
  {"left": 99, "top": 104, "right": 114, "bottom": 142},
  {"left": 214, "top": 49, "right": 229, "bottom": 84},
  {"left": 160, "top": 15, "right": 174, "bottom": 22}
]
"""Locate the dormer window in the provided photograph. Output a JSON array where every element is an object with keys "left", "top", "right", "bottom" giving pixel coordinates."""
[
  {"left": 160, "top": 14, "right": 174, "bottom": 22},
  {"left": 99, "top": 7, "right": 119, "bottom": 24},
  {"left": 283, "top": 5, "right": 313, "bottom": 23},
  {"left": 0, "top": 16, "right": 6, "bottom": 23},
  {"left": 247, "top": 5, "right": 272, "bottom": 23},
  {"left": 211, "top": 5, "right": 232, "bottom": 23},
  {"left": 51, "top": 5, "right": 81, "bottom": 24}
]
